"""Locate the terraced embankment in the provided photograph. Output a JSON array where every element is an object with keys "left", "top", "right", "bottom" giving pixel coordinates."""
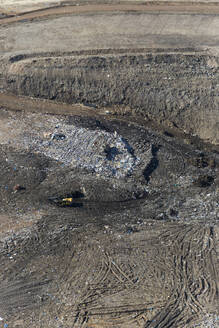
[
  {"left": 1, "top": 5, "right": 219, "bottom": 144},
  {"left": 4, "top": 52, "right": 219, "bottom": 144}
]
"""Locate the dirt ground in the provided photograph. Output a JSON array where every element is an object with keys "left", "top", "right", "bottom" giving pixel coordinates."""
[
  {"left": 0, "top": 1, "right": 219, "bottom": 328},
  {"left": 0, "top": 100, "right": 218, "bottom": 328},
  {"left": 1, "top": 1, "right": 219, "bottom": 143},
  {"left": 1, "top": 0, "right": 219, "bottom": 15}
]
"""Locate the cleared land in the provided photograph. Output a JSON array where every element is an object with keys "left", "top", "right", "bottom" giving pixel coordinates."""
[
  {"left": 1, "top": 0, "right": 219, "bottom": 13},
  {"left": 0, "top": 2, "right": 218, "bottom": 328}
]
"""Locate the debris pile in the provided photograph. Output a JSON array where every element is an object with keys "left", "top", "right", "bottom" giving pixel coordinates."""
[{"left": 25, "top": 123, "right": 142, "bottom": 178}]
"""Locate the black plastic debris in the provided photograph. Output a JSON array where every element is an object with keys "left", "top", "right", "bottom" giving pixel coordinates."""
[
  {"left": 104, "top": 145, "right": 121, "bottom": 161},
  {"left": 13, "top": 184, "right": 26, "bottom": 192},
  {"left": 193, "top": 175, "right": 214, "bottom": 188},
  {"left": 163, "top": 131, "right": 174, "bottom": 137},
  {"left": 52, "top": 133, "right": 66, "bottom": 141}
]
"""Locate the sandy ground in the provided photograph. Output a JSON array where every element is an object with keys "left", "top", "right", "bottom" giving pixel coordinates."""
[
  {"left": 1, "top": 0, "right": 219, "bottom": 13},
  {"left": 0, "top": 3, "right": 219, "bottom": 56},
  {"left": 1, "top": 2, "right": 219, "bottom": 19},
  {"left": 1, "top": 12, "right": 219, "bottom": 58}
]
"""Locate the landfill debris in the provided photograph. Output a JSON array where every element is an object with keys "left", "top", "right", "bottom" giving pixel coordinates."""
[
  {"left": 163, "top": 131, "right": 174, "bottom": 137},
  {"left": 157, "top": 213, "right": 169, "bottom": 220},
  {"left": 193, "top": 175, "right": 214, "bottom": 188},
  {"left": 29, "top": 123, "right": 143, "bottom": 178},
  {"left": 188, "top": 154, "right": 216, "bottom": 169},
  {"left": 43, "top": 132, "right": 52, "bottom": 139},
  {"left": 169, "top": 208, "right": 178, "bottom": 217},
  {"left": 7, "top": 114, "right": 153, "bottom": 179},
  {"left": 126, "top": 227, "right": 138, "bottom": 234},
  {"left": 104, "top": 145, "right": 121, "bottom": 160},
  {"left": 51, "top": 133, "right": 66, "bottom": 141},
  {"left": 13, "top": 184, "right": 25, "bottom": 192}
]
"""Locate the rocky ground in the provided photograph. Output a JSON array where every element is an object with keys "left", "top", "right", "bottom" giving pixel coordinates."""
[{"left": 0, "top": 1, "right": 219, "bottom": 328}]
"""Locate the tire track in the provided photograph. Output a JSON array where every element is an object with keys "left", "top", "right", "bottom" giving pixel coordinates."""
[
  {"left": 1, "top": 2, "right": 219, "bottom": 26},
  {"left": 145, "top": 226, "right": 218, "bottom": 327},
  {"left": 0, "top": 222, "right": 218, "bottom": 327},
  {"left": 0, "top": 67, "right": 218, "bottom": 327}
]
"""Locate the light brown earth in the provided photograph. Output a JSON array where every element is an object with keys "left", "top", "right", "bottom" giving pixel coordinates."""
[
  {"left": 1, "top": 0, "right": 219, "bottom": 15},
  {"left": 1, "top": 1, "right": 219, "bottom": 143},
  {"left": 0, "top": 1, "right": 219, "bottom": 328}
]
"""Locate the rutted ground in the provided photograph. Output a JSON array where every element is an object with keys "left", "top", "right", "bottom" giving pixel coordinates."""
[
  {"left": 0, "top": 104, "right": 218, "bottom": 328},
  {"left": 0, "top": 5, "right": 219, "bottom": 144},
  {"left": 0, "top": 1, "right": 219, "bottom": 328},
  {"left": 1, "top": 220, "right": 219, "bottom": 328}
]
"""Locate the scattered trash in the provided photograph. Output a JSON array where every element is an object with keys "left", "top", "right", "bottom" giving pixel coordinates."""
[
  {"left": 82, "top": 102, "right": 97, "bottom": 109},
  {"left": 163, "top": 131, "right": 174, "bottom": 137},
  {"left": 193, "top": 175, "right": 214, "bottom": 188},
  {"left": 13, "top": 184, "right": 25, "bottom": 192},
  {"left": 43, "top": 132, "right": 52, "bottom": 139},
  {"left": 157, "top": 213, "right": 169, "bottom": 220},
  {"left": 0, "top": 316, "right": 3, "bottom": 321},
  {"left": 127, "top": 227, "right": 134, "bottom": 234},
  {"left": 52, "top": 133, "right": 66, "bottom": 141},
  {"left": 104, "top": 145, "right": 121, "bottom": 161},
  {"left": 188, "top": 154, "right": 215, "bottom": 169},
  {"left": 208, "top": 158, "right": 216, "bottom": 168},
  {"left": 39, "top": 124, "right": 140, "bottom": 178},
  {"left": 126, "top": 227, "right": 138, "bottom": 234},
  {"left": 169, "top": 208, "right": 178, "bottom": 217}
]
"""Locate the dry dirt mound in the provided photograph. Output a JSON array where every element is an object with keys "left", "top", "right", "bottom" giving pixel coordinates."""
[{"left": 4, "top": 52, "right": 219, "bottom": 144}]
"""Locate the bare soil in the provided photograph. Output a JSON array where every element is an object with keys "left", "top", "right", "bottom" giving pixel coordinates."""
[
  {"left": 3, "top": 53, "right": 219, "bottom": 144},
  {"left": 0, "top": 2, "right": 219, "bottom": 328}
]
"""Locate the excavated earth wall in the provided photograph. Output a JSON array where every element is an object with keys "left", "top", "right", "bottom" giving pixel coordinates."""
[{"left": 4, "top": 53, "right": 219, "bottom": 143}]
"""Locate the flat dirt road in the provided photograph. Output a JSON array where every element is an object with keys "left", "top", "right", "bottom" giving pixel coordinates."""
[
  {"left": 0, "top": 2, "right": 219, "bottom": 328},
  {"left": 1, "top": 2, "right": 219, "bottom": 25}
]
